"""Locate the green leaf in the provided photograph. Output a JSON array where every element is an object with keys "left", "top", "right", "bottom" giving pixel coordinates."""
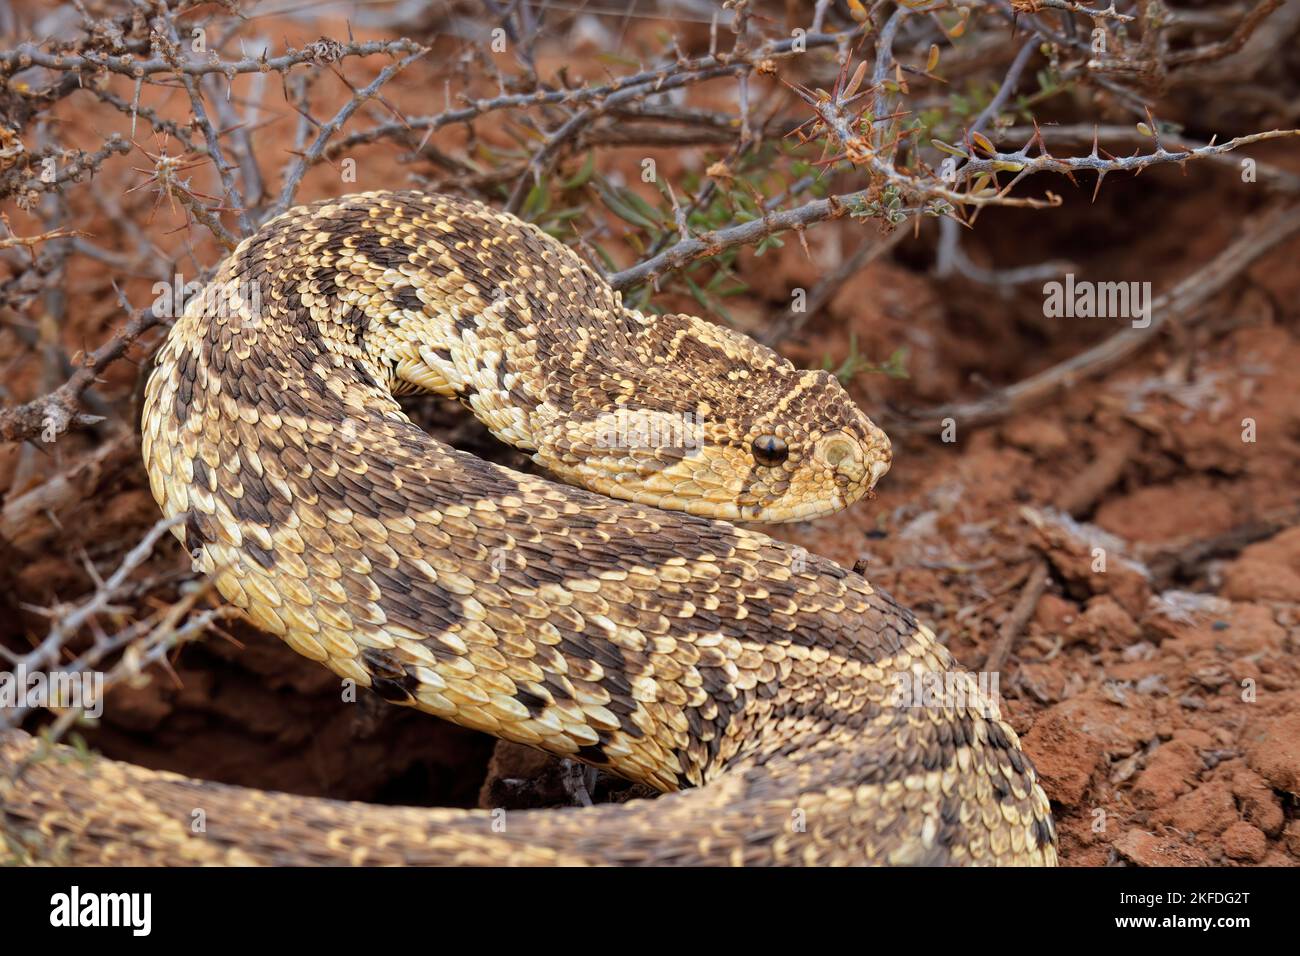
[
  {"left": 931, "top": 139, "right": 970, "bottom": 159},
  {"left": 521, "top": 182, "right": 551, "bottom": 219},
  {"left": 561, "top": 153, "right": 596, "bottom": 190},
  {"left": 597, "top": 182, "right": 660, "bottom": 230}
]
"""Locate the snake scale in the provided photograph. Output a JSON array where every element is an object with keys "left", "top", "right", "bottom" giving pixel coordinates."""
[{"left": 0, "top": 191, "right": 1056, "bottom": 865}]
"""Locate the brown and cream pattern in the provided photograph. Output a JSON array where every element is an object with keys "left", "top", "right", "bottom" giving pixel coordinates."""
[{"left": 0, "top": 192, "right": 1054, "bottom": 866}]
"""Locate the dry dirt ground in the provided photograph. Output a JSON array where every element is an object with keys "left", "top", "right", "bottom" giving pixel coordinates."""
[{"left": 1, "top": 7, "right": 1298, "bottom": 867}]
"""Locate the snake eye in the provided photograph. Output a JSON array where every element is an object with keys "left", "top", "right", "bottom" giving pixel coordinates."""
[{"left": 751, "top": 434, "right": 789, "bottom": 466}]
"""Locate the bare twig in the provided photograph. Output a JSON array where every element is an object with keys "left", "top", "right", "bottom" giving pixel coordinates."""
[
  {"left": 984, "top": 559, "right": 1050, "bottom": 675},
  {"left": 0, "top": 306, "right": 160, "bottom": 445},
  {"left": 273, "top": 48, "right": 428, "bottom": 219},
  {"left": 0, "top": 38, "right": 425, "bottom": 80},
  {"left": 895, "top": 203, "right": 1300, "bottom": 431}
]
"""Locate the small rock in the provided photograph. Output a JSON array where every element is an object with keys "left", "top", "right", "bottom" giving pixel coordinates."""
[
  {"left": 1033, "top": 593, "right": 1078, "bottom": 634},
  {"left": 1003, "top": 418, "right": 1071, "bottom": 456},
  {"left": 1221, "top": 526, "right": 1300, "bottom": 602},
  {"left": 1223, "top": 560, "right": 1300, "bottom": 602},
  {"left": 1231, "top": 769, "right": 1284, "bottom": 836},
  {"left": 1154, "top": 781, "right": 1235, "bottom": 835},
  {"left": 1113, "top": 828, "right": 1211, "bottom": 866},
  {"left": 1244, "top": 711, "right": 1300, "bottom": 794},
  {"left": 1066, "top": 595, "right": 1140, "bottom": 647},
  {"left": 1113, "top": 829, "right": 1163, "bottom": 867},
  {"left": 1131, "top": 739, "right": 1199, "bottom": 808},
  {"left": 1221, "top": 822, "right": 1268, "bottom": 863},
  {"left": 1282, "top": 820, "right": 1300, "bottom": 857},
  {"left": 1228, "top": 656, "right": 1262, "bottom": 685},
  {"left": 1020, "top": 702, "right": 1107, "bottom": 806},
  {"left": 1172, "top": 728, "right": 1214, "bottom": 750}
]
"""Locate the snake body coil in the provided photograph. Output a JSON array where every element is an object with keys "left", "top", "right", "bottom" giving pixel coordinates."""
[{"left": 0, "top": 192, "right": 1055, "bottom": 865}]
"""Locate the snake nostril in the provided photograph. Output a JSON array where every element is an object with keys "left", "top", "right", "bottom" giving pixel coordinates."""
[{"left": 819, "top": 435, "right": 867, "bottom": 483}]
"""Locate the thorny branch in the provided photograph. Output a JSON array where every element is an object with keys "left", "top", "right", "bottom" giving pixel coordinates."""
[
  {"left": 0, "top": 305, "right": 160, "bottom": 444},
  {"left": 0, "top": 0, "right": 1297, "bottom": 745},
  {"left": 0, "top": 515, "right": 235, "bottom": 773},
  {"left": 893, "top": 203, "right": 1300, "bottom": 431}
]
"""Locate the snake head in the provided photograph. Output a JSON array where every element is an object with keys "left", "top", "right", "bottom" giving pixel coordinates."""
[
  {"left": 725, "top": 367, "right": 893, "bottom": 523},
  {"left": 535, "top": 363, "right": 892, "bottom": 524}
]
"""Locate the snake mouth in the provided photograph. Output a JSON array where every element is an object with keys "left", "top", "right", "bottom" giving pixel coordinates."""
[
  {"left": 743, "top": 494, "right": 864, "bottom": 524},
  {"left": 860, "top": 419, "right": 893, "bottom": 492},
  {"left": 868, "top": 457, "right": 890, "bottom": 489}
]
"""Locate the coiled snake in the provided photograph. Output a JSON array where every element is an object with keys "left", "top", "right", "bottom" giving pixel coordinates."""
[{"left": 0, "top": 192, "right": 1056, "bottom": 865}]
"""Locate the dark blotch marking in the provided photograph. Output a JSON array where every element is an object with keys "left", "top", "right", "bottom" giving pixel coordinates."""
[
  {"left": 921, "top": 744, "right": 943, "bottom": 772},
  {"left": 224, "top": 466, "right": 282, "bottom": 532},
  {"left": 940, "top": 794, "right": 962, "bottom": 827},
  {"left": 361, "top": 647, "right": 421, "bottom": 703},
  {"left": 541, "top": 676, "right": 574, "bottom": 704},
  {"left": 193, "top": 457, "right": 212, "bottom": 492},
  {"left": 173, "top": 347, "right": 198, "bottom": 424},
  {"left": 991, "top": 773, "right": 1012, "bottom": 802},
  {"left": 349, "top": 356, "right": 380, "bottom": 391},
  {"left": 986, "top": 721, "right": 1013, "bottom": 752},
  {"left": 935, "top": 795, "right": 966, "bottom": 851},
  {"left": 391, "top": 286, "right": 424, "bottom": 314},
  {"left": 515, "top": 687, "right": 549, "bottom": 717},
  {"left": 338, "top": 306, "right": 370, "bottom": 345},
  {"left": 184, "top": 511, "right": 216, "bottom": 550},
  {"left": 370, "top": 676, "right": 414, "bottom": 703},
  {"left": 954, "top": 714, "right": 976, "bottom": 749},
  {"left": 453, "top": 310, "right": 478, "bottom": 335},
  {"left": 1033, "top": 815, "right": 1056, "bottom": 850},
  {"left": 245, "top": 541, "right": 277, "bottom": 570}
]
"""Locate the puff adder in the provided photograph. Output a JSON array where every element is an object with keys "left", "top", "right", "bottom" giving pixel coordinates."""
[{"left": 0, "top": 191, "right": 1056, "bottom": 865}]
